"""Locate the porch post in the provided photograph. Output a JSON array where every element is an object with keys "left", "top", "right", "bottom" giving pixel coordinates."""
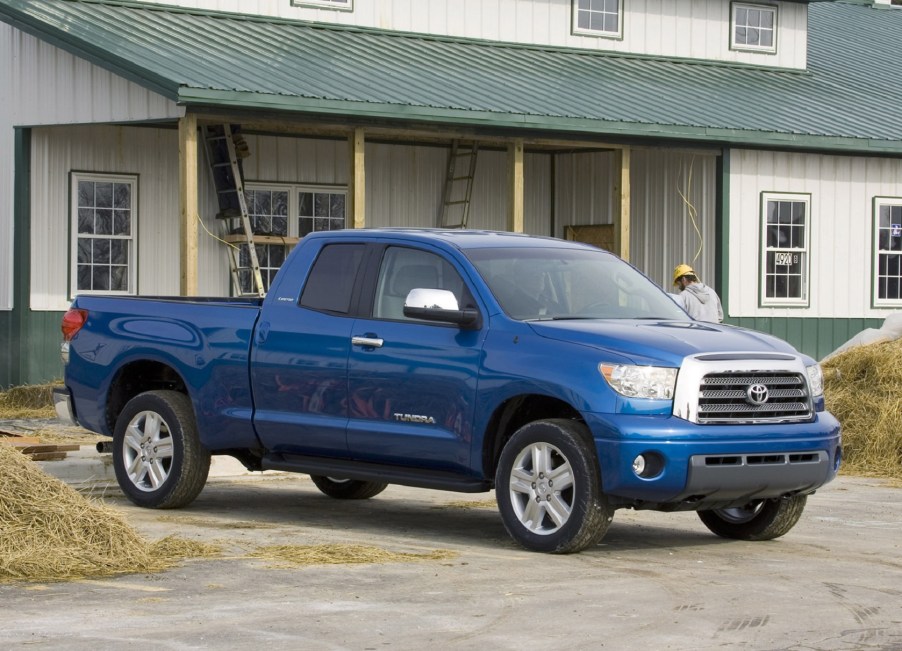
[
  {"left": 178, "top": 113, "right": 199, "bottom": 296},
  {"left": 350, "top": 128, "right": 366, "bottom": 229},
  {"left": 508, "top": 139, "right": 524, "bottom": 233},
  {"left": 613, "top": 147, "right": 631, "bottom": 260}
]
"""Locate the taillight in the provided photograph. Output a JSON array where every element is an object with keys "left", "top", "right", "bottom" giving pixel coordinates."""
[{"left": 61, "top": 308, "right": 88, "bottom": 341}]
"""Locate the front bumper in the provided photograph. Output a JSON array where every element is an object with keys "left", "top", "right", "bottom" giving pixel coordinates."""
[
  {"left": 52, "top": 386, "right": 78, "bottom": 426},
  {"left": 586, "top": 411, "right": 842, "bottom": 509}
]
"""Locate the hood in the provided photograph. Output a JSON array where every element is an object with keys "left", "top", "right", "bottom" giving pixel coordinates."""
[
  {"left": 526, "top": 319, "right": 800, "bottom": 367},
  {"left": 683, "top": 282, "right": 715, "bottom": 304}
]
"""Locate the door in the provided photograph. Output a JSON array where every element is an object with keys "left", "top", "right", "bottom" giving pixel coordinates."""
[
  {"left": 347, "top": 245, "right": 485, "bottom": 473},
  {"left": 251, "top": 243, "right": 367, "bottom": 457}
]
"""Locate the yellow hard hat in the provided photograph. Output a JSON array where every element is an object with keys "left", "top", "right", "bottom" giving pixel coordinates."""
[{"left": 672, "top": 263, "right": 696, "bottom": 285}]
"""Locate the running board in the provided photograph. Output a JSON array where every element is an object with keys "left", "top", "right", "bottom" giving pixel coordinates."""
[{"left": 262, "top": 453, "right": 492, "bottom": 494}]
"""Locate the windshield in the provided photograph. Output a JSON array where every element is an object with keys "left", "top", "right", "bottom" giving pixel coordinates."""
[{"left": 466, "top": 247, "right": 690, "bottom": 321}]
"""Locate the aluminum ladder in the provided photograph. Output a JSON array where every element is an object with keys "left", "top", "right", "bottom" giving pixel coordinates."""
[
  {"left": 438, "top": 140, "right": 479, "bottom": 229},
  {"left": 201, "top": 124, "right": 265, "bottom": 297}
]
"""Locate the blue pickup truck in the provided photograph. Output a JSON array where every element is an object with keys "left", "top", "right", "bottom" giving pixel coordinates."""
[{"left": 54, "top": 229, "right": 841, "bottom": 553}]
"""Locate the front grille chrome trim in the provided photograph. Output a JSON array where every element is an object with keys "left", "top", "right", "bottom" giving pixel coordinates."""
[{"left": 673, "top": 353, "right": 814, "bottom": 425}]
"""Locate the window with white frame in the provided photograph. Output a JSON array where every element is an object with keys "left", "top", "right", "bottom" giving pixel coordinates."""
[
  {"left": 233, "top": 183, "right": 347, "bottom": 295},
  {"left": 71, "top": 173, "right": 137, "bottom": 296},
  {"left": 290, "top": 0, "right": 353, "bottom": 10},
  {"left": 572, "top": 0, "right": 623, "bottom": 39},
  {"left": 760, "top": 192, "right": 810, "bottom": 306},
  {"left": 731, "top": 3, "right": 777, "bottom": 54},
  {"left": 873, "top": 198, "right": 902, "bottom": 306}
]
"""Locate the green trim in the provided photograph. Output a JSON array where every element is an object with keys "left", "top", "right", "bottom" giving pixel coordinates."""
[
  {"left": 177, "top": 88, "right": 902, "bottom": 155},
  {"left": 726, "top": 316, "right": 885, "bottom": 361},
  {"left": 717, "top": 148, "right": 730, "bottom": 312},
  {"left": 758, "top": 191, "right": 812, "bottom": 308},
  {"left": 11, "top": 128, "right": 31, "bottom": 385}
]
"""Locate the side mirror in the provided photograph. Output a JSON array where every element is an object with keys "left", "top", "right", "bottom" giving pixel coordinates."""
[{"left": 403, "top": 288, "right": 481, "bottom": 329}]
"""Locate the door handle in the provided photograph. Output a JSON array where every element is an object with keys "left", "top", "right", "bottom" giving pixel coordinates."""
[{"left": 352, "top": 336, "right": 384, "bottom": 348}]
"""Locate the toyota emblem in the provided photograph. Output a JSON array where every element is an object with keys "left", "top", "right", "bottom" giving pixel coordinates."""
[{"left": 746, "top": 383, "right": 769, "bottom": 406}]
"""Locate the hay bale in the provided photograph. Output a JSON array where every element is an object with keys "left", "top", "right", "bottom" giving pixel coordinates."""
[
  {"left": 0, "top": 383, "right": 56, "bottom": 419},
  {"left": 823, "top": 339, "right": 902, "bottom": 481},
  {"left": 0, "top": 445, "right": 218, "bottom": 582}
]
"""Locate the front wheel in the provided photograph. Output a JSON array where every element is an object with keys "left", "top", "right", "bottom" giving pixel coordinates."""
[
  {"left": 495, "top": 419, "right": 613, "bottom": 554},
  {"left": 697, "top": 495, "right": 808, "bottom": 541},
  {"left": 310, "top": 475, "right": 388, "bottom": 499},
  {"left": 112, "top": 390, "right": 210, "bottom": 509}
]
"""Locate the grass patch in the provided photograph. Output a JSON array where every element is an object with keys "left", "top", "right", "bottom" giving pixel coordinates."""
[{"left": 249, "top": 544, "right": 457, "bottom": 568}]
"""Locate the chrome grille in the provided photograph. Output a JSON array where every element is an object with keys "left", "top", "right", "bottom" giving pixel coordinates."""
[{"left": 697, "top": 372, "right": 812, "bottom": 424}]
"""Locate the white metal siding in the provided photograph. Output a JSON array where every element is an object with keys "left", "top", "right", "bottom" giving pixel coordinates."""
[
  {"left": 30, "top": 125, "right": 227, "bottom": 310},
  {"left": 553, "top": 148, "right": 718, "bottom": 290},
  {"left": 730, "top": 149, "right": 902, "bottom": 319},
  {"left": 0, "top": 24, "right": 181, "bottom": 310},
  {"left": 139, "top": 0, "right": 808, "bottom": 69},
  {"left": 631, "top": 149, "right": 719, "bottom": 291}
]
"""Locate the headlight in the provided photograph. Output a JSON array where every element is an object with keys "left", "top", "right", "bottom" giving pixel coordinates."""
[
  {"left": 806, "top": 363, "right": 824, "bottom": 397},
  {"left": 599, "top": 363, "right": 677, "bottom": 400}
]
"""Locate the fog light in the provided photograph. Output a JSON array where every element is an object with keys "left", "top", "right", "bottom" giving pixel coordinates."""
[
  {"left": 632, "top": 455, "right": 646, "bottom": 476},
  {"left": 632, "top": 452, "right": 665, "bottom": 479}
]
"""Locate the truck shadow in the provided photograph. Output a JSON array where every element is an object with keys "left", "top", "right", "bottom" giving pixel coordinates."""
[{"left": 117, "top": 478, "right": 739, "bottom": 555}]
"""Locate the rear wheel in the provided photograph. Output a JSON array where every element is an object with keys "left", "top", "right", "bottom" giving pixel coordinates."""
[
  {"left": 495, "top": 419, "right": 612, "bottom": 554},
  {"left": 310, "top": 475, "right": 388, "bottom": 499},
  {"left": 112, "top": 390, "right": 210, "bottom": 509},
  {"left": 697, "top": 495, "right": 808, "bottom": 541}
]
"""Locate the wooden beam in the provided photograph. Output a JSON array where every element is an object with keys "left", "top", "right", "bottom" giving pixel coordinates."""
[
  {"left": 178, "top": 113, "right": 199, "bottom": 296},
  {"left": 508, "top": 139, "right": 524, "bottom": 233},
  {"left": 613, "top": 147, "right": 631, "bottom": 260},
  {"left": 349, "top": 128, "right": 366, "bottom": 229}
]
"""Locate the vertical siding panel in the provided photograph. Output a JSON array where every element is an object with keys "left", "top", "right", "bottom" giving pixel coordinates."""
[{"left": 139, "top": 0, "right": 807, "bottom": 69}]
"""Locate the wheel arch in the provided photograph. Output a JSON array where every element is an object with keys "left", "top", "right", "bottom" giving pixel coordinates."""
[
  {"left": 481, "top": 394, "right": 587, "bottom": 483},
  {"left": 105, "top": 360, "right": 189, "bottom": 434}
]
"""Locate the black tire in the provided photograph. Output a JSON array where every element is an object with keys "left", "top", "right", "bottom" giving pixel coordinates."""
[
  {"left": 495, "top": 419, "right": 613, "bottom": 554},
  {"left": 310, "top": 475, "right": 388, "bottom": 500},
  {"left": 697, "top": 495, "right": 808, "bottom": 541},
  {"left": 112, "top": 390, "right": 210, "bottom": 509}
]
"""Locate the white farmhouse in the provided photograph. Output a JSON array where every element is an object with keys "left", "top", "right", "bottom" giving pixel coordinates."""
[{"left": 1, "top": 0, "right": 900, "bottom": 385}]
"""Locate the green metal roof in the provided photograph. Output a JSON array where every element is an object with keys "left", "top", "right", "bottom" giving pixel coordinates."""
[{"left": 1, "top": 0, "right": 900, "bottom": 152}]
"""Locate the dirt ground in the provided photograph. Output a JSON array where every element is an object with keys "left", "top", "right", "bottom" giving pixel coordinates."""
[{"left": 1, "top": 466, "right": 900, "bottom": 650}]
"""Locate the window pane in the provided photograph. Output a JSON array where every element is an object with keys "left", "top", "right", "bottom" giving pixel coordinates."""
[
  {"left": 78, "top": 181, "right": 94, "bottom": 208},
  {"left": 113, "top": 209, "right": 130, "bottom": 236},
  {"left": 95, "top": 183, "right": 113, "bottom": 208},
  {"left": 113, "top": 183, "right": 130, "bottom": 209},
  {"left": 78, "top": 208, "right": 94, "bottom": 234},
  {"left": 77, "top": 239, "right": 92, "bottom": 264},
  {"left": 95, "top": 209, "right": 113, "bottom": 235},
  {"left": 330, "top": 194, "right": 346, "bottom": 218},
  {"left": 314, "top": 193, "right": 329, "bottom": 217},
  {"left": 299, "top": 192, "right": 313, "bottom": 217},
  {"left": 300, "top": 244, "right": 366, "bottom": 314},
  {"left": 93, "top": 239, "right": 110, "bottom": 264},
  {"left": 77, "top": 265, "right": 91, "bottom": 291},
  {"left": 110, "top": 266, "right": 128, "bottom": 292},
  {"left": 110, "top": 240, "right": 128, "bottom": 265},
  {"left": 92, "top": 266, "right": 110, "bottom": 291}
]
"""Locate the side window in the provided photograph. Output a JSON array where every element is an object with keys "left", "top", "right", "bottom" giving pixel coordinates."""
[
  {"left": 572, "top": 0, "right": 623, "bottom": 39},
  {"left": 731, "top": 3, "right": 777, "bottom": 54},
  {"left": 299, "top": 244, "right": 365, "bottom": 314},
  {"left": 373, "top": 247, "right": 470, "bottom": 321},
  {"left": 874, "top": 198, "right": 902, "bottom": 306},
  {"left": 71, "top": 173, "right": 137, "bottom": 297},
  {"left": 237, "top": 187, "right": 289, "bottom": 294},
  {"left": 298, "top": 188, "right": 346, "bottom": 236},
  {"left": 760, "top": 192, "right": 810, "bottom": 306}
]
